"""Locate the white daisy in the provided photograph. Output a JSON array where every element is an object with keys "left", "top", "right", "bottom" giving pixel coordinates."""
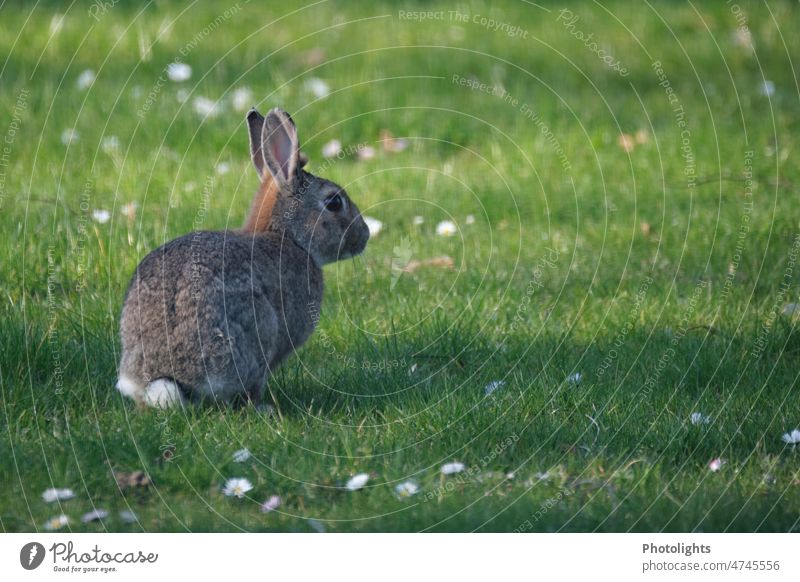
[
  {"left": 357, "top": 145, "right": 376, "bottom": 161},
  {"left": 231, "top": 86, "right": 253, "bottom": 112},
  {"left": 441, "top": 461, "right": 465, "bottom": 475},
  {"left": 193, "top": 96, "right": 221, "bottom": 118},
  {"left": 346, "top": 473, "right": 369, "bottom": 491},
  {"left": 484, "top": 380, "right": 505, "bottom": 396},
  {"left": 43, "top": 514, "right": 69, "bottom": 530},
  {"left": 232, "top": 448, "right": 251, "bottom": 463},
  {"left": 363, "top": 216, "right": 383, "bottom": 237},
  {"left": 61, "top": 128, "right": 79, "bottom": 145},
  {"left": 42, "top": 488, "right": 75, "bottom": 503},
  {"left": 260, "top": 495, "right": 281, "bottom": 513},
  {"left": 166, "top": 62, "right": 192, "bottom": 82},
  {"left": 76, "top": 69, "right": 96, "bottom": 90},
  {"left": 119, "top": 510, "right": 138, "bottom": 524},
  {"left": 222, "top": 477, "right": 253, "bottom": 498},
  {"left": 394, "top": 480, "right": 420, "bottom": 499},
  {"left": 690, "top": 412, "right": 710, "bottom": 425},
  {"left": 81, "top": 509, "right": 108, "bottom": 523},
  {"left": 321, "top": 139, "right": 342, "bottom": 159},
  {"left": 435, "top": 220, "right": 457, "bottom": 237},
  {"left": 781, "top": 429, "right": 800, "bottom": 444},
  {"left": 708, "top": 458, "right": 725, "bottom": 472},
  {"left": 304, "top": 77, "right": 330, "bottom": 98},
  {"left": 101, "top": 135, "right": 120, "bottom": 154},
  {"left": 92, "top": 209, "right": 111, "bottom": 224}
]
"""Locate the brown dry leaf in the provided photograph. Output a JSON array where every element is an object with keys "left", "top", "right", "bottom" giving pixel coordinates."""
[
  {"left": 300, "top": 47, "right": 326, "bottom": 66},
  {"left": 403, "top": 256, "right": 454, "bottom": 273},
  {"left": 114, "top": 470, "right": 151, "bottom": 490},
  {"left": 380, "top": 129, "right": 409, "bottom": 153},
  {"left": 617, "top": 133, "right": 635, "bottom": 153}
]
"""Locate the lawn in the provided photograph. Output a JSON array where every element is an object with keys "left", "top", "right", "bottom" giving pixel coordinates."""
[{"left": 1, "top": 0, "right": 799, "bottom": 532}]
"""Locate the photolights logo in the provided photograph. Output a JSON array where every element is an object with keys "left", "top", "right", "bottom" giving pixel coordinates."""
[{"left": 20, "top": 542, "right": 46, "bottom": 570}]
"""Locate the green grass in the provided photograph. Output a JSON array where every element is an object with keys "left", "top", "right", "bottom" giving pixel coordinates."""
[{"left": 2, "top": 0, "right": 800, "bottom": 532}]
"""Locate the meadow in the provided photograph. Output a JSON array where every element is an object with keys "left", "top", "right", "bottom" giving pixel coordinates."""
[{"left": 1, "top": 0, "right": 799, "bottom": 532}]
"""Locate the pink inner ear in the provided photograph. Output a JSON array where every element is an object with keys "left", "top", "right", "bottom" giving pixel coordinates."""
[{"left": 270, "top": 133, "right": 293, "bottom": 179}]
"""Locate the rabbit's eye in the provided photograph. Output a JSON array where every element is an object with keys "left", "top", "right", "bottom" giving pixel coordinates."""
[{"left": 324, "top": 193, "right": 344, "bottom": 212}]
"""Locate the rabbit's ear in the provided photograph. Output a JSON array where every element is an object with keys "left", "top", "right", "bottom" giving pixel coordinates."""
[
  {"left": 261, "top": 108, "right": 299, "bottom": 189},
  {"left": 246, "top": 108, "right": 267, "bottom": 178}
]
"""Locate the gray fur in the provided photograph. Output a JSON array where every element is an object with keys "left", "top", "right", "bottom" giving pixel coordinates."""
[{"left": 117, "top": 108, "right": 369, "bottom": 406}]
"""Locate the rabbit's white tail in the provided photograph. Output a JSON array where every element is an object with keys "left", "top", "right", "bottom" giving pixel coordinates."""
[{"left": 116, "top": 374, "right": 185, "bottom": 408}]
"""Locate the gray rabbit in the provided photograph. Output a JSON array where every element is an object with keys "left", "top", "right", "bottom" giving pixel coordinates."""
[{"left": 116, "top": 108, "right": 370, "bottom": 407}]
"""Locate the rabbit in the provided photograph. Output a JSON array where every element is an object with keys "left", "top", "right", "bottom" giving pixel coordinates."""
[{"left": 116, "top": 107, "right": 370, "bottom": 408}]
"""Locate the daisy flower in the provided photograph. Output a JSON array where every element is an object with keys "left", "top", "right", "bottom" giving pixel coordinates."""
[
  {"left": 43, "top": 515, "right": 69, "bottom": 531},
  {"left": 435, "top": 220, "right": 457, "bottom": 237},
  {"left": 345, "top": 473, "right": 369, "bottom": 491},
  {"left": 61, "top": 128, "right": 79, "bottom": 145},
  {"left": 394, "top": 480, "right": 420, "bottom": 499},
  {"left": 781, "top": 429, "right": 800, "bottom": 445},
  {"left": 231, "top": 86, "right": 253, "bottom": 112},
  {"left": 193, "top": 96, "right": 221, "bottom": 118},
  {"left": 232, "top": 448, "right": 251, "bottom": 463},
  {"left": 484, "top": 380, "right": 505, "bottom": 396},
  {"left": 92, "top": 209, "right": 111, "bottom": 224},
  {"left": 76, "top": 69, "right": 96, "bottom": 90},
  {"left": 441, "top": 461, "right": 465, "bottom": 475},
  {"left": 119, "top": 510, "right": 138, "bottom": 524},
  {"left": 304, "top": 78, "right": 330, "bottom": 99},
  {"left": 260, "top": 495, "right": 281, "bottom": 513},
  {"left": 42, "top": 488, "right": 75, "bottom": 503},
  {"left": 223, "top": 477, "right": 253, "bottom": 498},
  {"left": 166, "top": 62, "right": 192, "bottom": 82},
  {"left": 321, "top": 139, "right": 342, "bottom": 159},
  {"left": 81, "top": 509, "right": 108, "bottom": 523},
  {"left": 708, "top": 458, "right": 725, "bottom": 472},
  {"left": 363, "top": 216, "right": 383, "bottom": 237}
]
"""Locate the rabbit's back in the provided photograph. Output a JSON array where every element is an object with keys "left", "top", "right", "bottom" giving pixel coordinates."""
[{"left": 118, "top": 230, "right": 322, "bottom": 401}]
